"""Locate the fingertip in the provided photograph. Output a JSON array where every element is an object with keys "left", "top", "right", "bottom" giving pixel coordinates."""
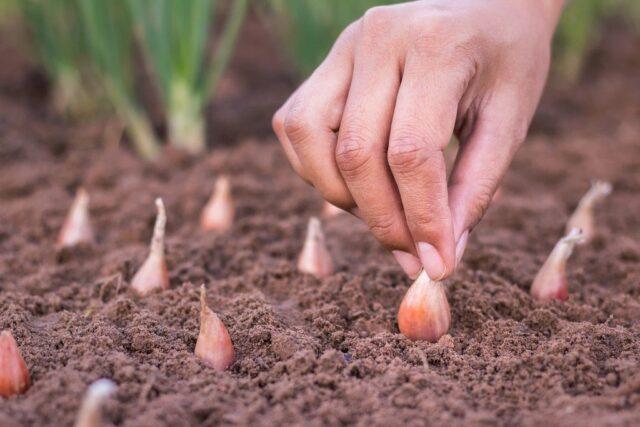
[
  {"left": 416, "top": 242, "right": 447, "bottom": 281},
  {"left": 392, "top": 250, "right": 422, "bottom": 279}
]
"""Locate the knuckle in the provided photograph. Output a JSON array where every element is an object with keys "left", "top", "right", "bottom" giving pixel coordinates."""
[
  {"left": 408, "top": 21, "right": 474, "bottom": 68},
  {"left": 339, "top": 20, "right": 361, "bottom": 41},
  {"left": 283, "top": 111, "right": 312, "bottom": 144},
  {"left": 361, "top": 6, "right": 393, "bottom": 40},
  {"left": 335, "top": 130, "right": 374, "bottom": 175},
  {"left": 408, "top": 210, "right": 448, "bottom": 236},
  {"left": 408, "top": 33, "right": 439, "bottom": 59},
  {"left": 404, "top": 189, "right": 449, "bottom": 236},
  {"left": 409, "top": 13, "right": 452, "bottom": 46},
  {"left": 409, "top": 214, "right": 436, "bottom": 232},
  {"left": 423, "top": 12, "right": 453, "bottom": 30},
  {"left": 387, "top": 136, "right": 433, "bottom": 174},
  {"left": 367, "top": 212, "right": 397, "bottom": 243},
  {"left": 411, "top": 34, "right": 463, "bottom": 62}
]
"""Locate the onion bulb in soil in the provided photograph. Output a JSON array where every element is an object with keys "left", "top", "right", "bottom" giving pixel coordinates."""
[
  {"left": 0, "top": 330, "right": 31, "bottom": 398},
  {"left": 322, "top": 201, "right": 345, "bottom": 218},
  {"left": 200, "top": 176, "right": 234, "bottom": 231},
  {"left": 566, "top": 180, "right": 611, "bottom": 244},
  {"left": 58, "top": 188, "right": 94, "bottom": 247},
  {"left": 530, "top": 228, "right": 584, "bottom": 302},
  {"left": 74, "top": 379, "right": 116, "bottom": 427},
  {"left": 297, "top": 217, "right": 334, "bottom": 278},
  {"left": 195, "top": 285, "right": 235, "bottom": 371},
  {"left": 131, "top": 198, "right": 169, "bottom": 297},
  {"left": 397, "top": 271, "right": 451, "bottom": 342}
]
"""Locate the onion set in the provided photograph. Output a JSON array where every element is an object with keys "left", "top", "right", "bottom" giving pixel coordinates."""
[
  {"left": 297, "top": 217, "right": 334, "bottom": 278},
  {"left": 74, "top": 379, "right": 116, "bottom": 427},
  {"left": 195, "top": 285, "right": 235, "bottom": 371},
  {"left": 58, "top": 188, "right": 94, "bottom": 247},
  {"left": 200, "top": 176, "right": 235, "bottom": 232},
  {"left": 131, "top": 198, "right": 169, "bottom": 297},
  {"left": 0, "top": 330, "right": 31, "bottom": 398},
  {"left": 530, "top": 228, "right": 584, "bottom": 302},
  {"left": 397, "top": 271, "right": 451, "bottom": 342},
  {"left": 566, "top": 180, "right": 612, "bottom": 244}
]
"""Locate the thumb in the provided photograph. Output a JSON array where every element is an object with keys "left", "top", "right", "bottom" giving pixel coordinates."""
[{"left": 449, "top": 96, "right": 529, "bottom": 263}]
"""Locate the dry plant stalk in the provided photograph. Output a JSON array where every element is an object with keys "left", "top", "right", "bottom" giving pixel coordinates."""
[
  {"left": 530, "top": 228, "right": 584, "bottom": 302},
  {"left": 74, "top": 379, "right": 116, "bottom": 427},
  {"left": 131, "top": 198, "right": 169, "bottom": 297},
  {"left": 195, "top": 285, "right": 235, "bottom": 371},
  {"left": 565, "top": 180, "right": 612, "bottom": 243},
  {"left": 0, "top": 330, "right": 31, "bottom": 398},
  {"left": 322, "top": 201, "right": 345, "bottom": 218},
  {"left": 397, "top": 271, "right": 451, "bottom": 342},
  {"left": 200, "top": 176, "right": 235, "bottom": 231},
  {"left": 58, "top": 188, "right": 94, "bottom": 247},
  {"left": 297, "top": 217, "right": 334, "bottom": 278}
]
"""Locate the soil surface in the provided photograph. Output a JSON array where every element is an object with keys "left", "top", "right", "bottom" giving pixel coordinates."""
[{"left": 1, "top": 17, "right": 639, "bottom": 427}]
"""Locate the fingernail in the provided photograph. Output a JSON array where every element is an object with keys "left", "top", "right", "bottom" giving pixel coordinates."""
[
  {"left": 417, "top": 242, "right": 446, "bottom": 281},
  {"left": 455, "top": 230, "right": 469, "bottom": 267},
  {"left": 392, "top": 251, "right": 422, "bottom": 279}
]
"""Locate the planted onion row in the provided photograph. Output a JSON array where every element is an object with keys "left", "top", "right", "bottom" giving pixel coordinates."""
[
  {"left": 2, "top": 179, "right": 238, "bottom": 399},
  {"left": 530, "top": 180, "right": 612, "bottom": 301},
  {"left": 1, "top": 180, "right": 611, "bottom": 404}
]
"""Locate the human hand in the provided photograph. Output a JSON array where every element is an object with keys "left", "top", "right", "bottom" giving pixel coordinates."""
[{"left": 273, "top": 0, "right": 564, "bottom": 280}]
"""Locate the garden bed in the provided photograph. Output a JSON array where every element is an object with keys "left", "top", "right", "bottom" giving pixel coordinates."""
[{"left": 1, "top": 19, "right": 639, "bottom": 427}]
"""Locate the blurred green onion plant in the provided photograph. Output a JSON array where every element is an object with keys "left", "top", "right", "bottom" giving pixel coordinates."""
[
  {"left": 79, "top": 0, "right": 160, "bottom": 160},
  {"left": 553, "top": 0, "right": 616, "bottom": 82},
  {"left": 128, "top": 0, "right": 248, "bottom": 154},
  {"left": 267, "top": 0, "right": 401, "bottom": 77},
  {"left": 19, "top": 0, "right": 91, "bottom": 116}
]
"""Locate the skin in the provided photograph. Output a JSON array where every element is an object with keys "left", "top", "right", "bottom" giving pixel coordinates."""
[{"left": 273, "top": 0, "right": 566, "bottom": 280}]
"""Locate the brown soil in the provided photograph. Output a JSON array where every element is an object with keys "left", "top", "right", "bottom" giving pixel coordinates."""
[{"left": 1, "top": 17, "right": 639, "bottom": 427}]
